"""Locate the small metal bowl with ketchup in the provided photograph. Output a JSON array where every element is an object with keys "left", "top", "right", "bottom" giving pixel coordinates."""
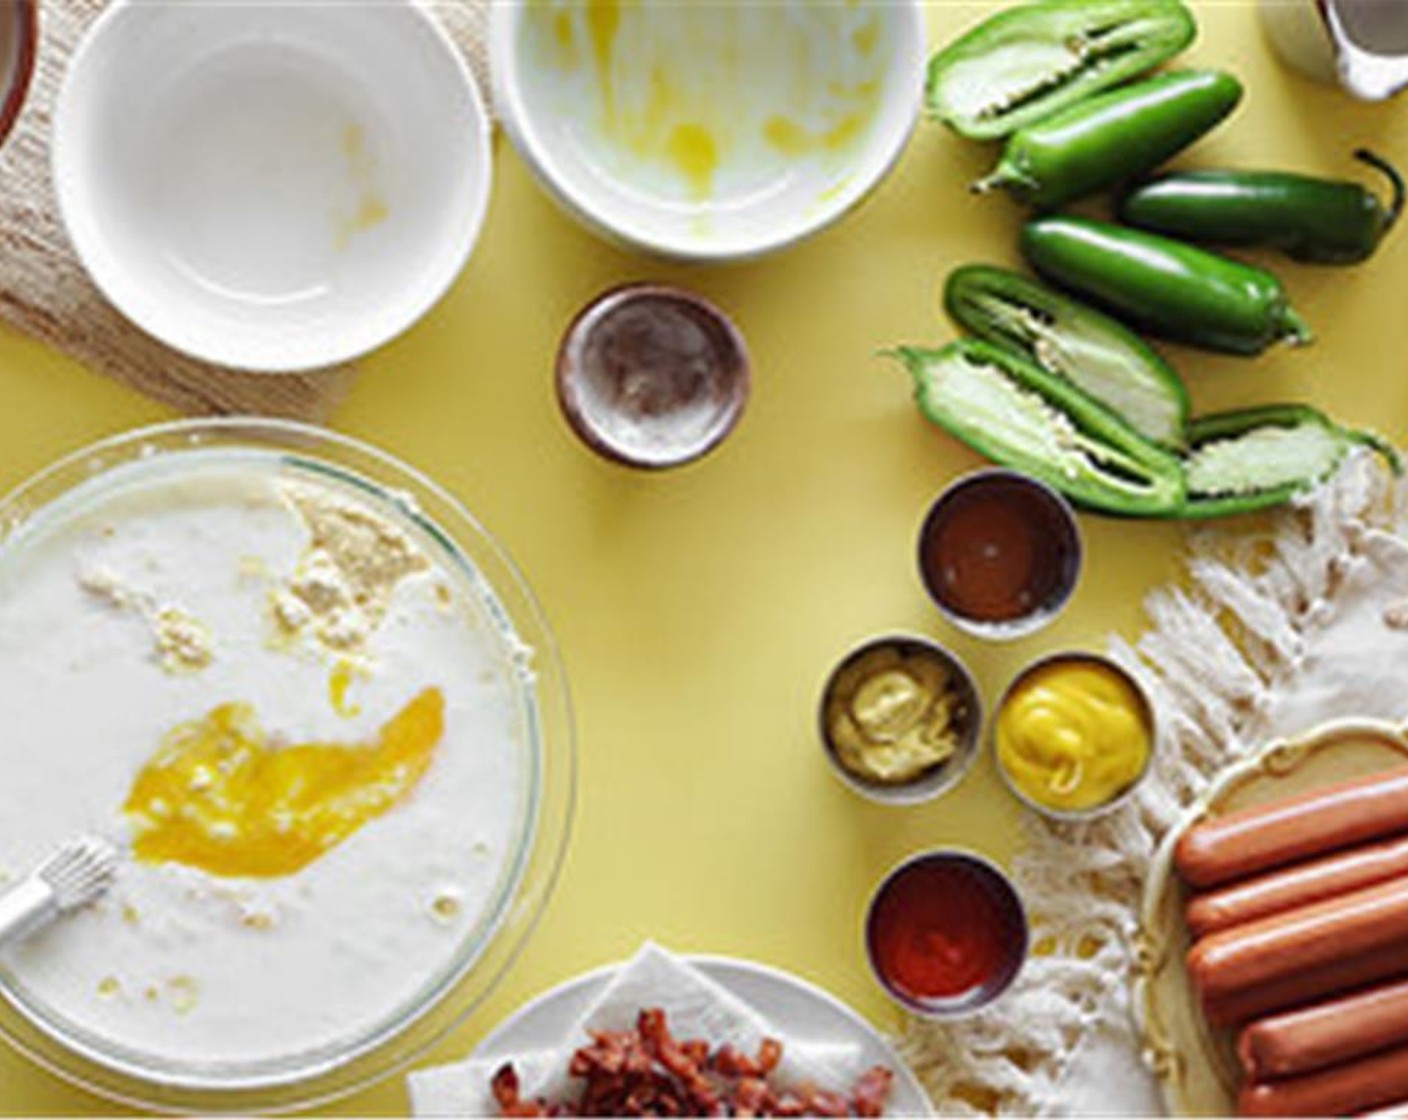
[
  {"left": 865, "top": 850, "right": 1028, "bottom": 1019},
  {"left": 917, "top": 468, "right": 1082, "bottom": 641}
]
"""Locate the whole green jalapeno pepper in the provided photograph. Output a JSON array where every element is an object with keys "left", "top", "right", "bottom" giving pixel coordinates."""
[
  {"left": 943, "top": 264, "right": 1189, "bottom": 447},
  {"left": 926, "top": 0, "right": 1196, "bottom": 140},
  {"left": 1180, "top": 404, "right": 1399, "bottom": 518},
  {"left": 1020, "top": 216, "right": 1312, "bottom": 355},
  {"left": 1119, "top": 149, "right": 1405, "bottom": 264},
  {"left": 973, "top": 70, "right": 1243, "bottom": 209},
  {"left": 889, "top": 340, "right": 1185, "bottom": 516}
]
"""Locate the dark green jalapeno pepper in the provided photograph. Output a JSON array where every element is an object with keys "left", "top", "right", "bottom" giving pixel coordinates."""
[
  {"left": 943, "top": 264, "right": 1189, "bottom": 447},
  {"left": 890, "top": 340, "right": 1185, "bottom": 516},
  {"left": 1119, "top": 149, "right": 1406, "bottom": 264},
  {"left": 926, "top": 0, "right": 1196, "bottom": 140},
  {"left": 974, "top": 70, "right": 1242, "bottom": 209},
  {"left": 1020, "top": 216, "right": 1312, "bottom": 355},
  {"left": 1180, "top": 404, "right": 1400, "bottom": 518}
]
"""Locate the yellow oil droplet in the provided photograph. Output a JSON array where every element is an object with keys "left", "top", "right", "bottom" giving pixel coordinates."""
[
  {"left": 144, "top": 986, "right": 159, "bottom": 1003},
  {"left": 586, "top": 0, "right": 621, "bottom": 123},
  {"left": 664, "top": 123, "right": 718, "bottom": 199},
  {"left": 335, "top": 194, "right": 390, "bottom": 251},
  {"left": 167, "top": 976, "right": 199, "bottom": 1016},
  {"left": 553, "top": 9, "right": 573, "bottom": 50},
  {"left": 328, "top": 658, "right": 364, "bottom": 718},
  {"left": 336, "top": 122, "right": 390, "bottom": 249},
  {"left": 342, "top": 123, "right": 373, "bottom": 176},
  {"left": 431, "top": 892, "right": 461, "bottom": 921},
  {"left": 97, "top": 976, "right": 121, "bottom": 998},
  {"left": 763, "top": 117, "right": 809, "bottom": 158},
  {"left": 120, "top": 903, "right": 140, "bottom": 926},
  {"left": 853, "top": 19, "right": 878, "bottom": 56},
  {"left": 763, "top": 112, "right": 868, "bottom": 159},
  {"left": 124, "top": 688, "right": 444, "bottom": 879}
]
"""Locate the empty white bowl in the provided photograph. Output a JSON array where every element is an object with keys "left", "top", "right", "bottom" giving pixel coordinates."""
[
  {"left": 54, "top": 0, "right": 491, "bottom": 372},
  {"left": 490, "top": 1, "right": 925, "bottom": 261}
]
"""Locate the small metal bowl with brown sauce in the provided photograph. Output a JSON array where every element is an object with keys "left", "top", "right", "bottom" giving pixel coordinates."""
[
  {"left": 556, "top": 283, "right": 750, "bottom": 470},
  {"left": 917, "top": 468, "right": 1082, "bottom": 641}
]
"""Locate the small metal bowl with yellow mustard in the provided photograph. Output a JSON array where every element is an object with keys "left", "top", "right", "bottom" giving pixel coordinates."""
[
  {"left": 992, "top": 651, "right": 1156, "bottom": 820},
  {"left": 819, "top": 634, "right": 982, "bottom": 806}
]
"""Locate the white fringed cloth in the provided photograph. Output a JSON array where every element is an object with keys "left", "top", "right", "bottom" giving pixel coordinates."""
[{"left": 898, "top": 451, "right": 1408, "bottom": 1116}]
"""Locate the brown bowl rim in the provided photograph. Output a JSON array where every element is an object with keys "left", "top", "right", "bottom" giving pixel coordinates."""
[
  {"left": 554, "top": 282, "right": 750, "bottom": 470},
  {"left": 0, "top": 0, "right": 38, "bottom": 152}
]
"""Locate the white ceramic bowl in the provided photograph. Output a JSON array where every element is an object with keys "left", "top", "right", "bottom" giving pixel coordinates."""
[
  {"left": 491, "top": 1, "right": 925, "bottom": 261},
  {"left": 53, "top": 0, "right": 491, "bottom": 372}
]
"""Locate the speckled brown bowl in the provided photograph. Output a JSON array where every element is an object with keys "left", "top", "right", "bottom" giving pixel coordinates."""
[
  {"left": 555, "top": 283, "right": 750, "bottom": 470},
  {"left": 0, "top": 0, "right": 37, "bottom": 152}
]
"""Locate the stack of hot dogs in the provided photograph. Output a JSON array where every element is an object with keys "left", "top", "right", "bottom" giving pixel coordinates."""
[{"left": 1176, "top": 766, "right": 1408, "bottom": 1116}]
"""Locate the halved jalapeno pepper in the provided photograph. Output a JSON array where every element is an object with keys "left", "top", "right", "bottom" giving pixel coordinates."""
[
  {"left": 943, "top": 264, "right": 1189, "bottom": 447},
  {"left": 891, "top": 340, "right": 1185, "bottom": 516},
  {"left": 926, "top": 0, "right": 1197, "bottom": 140},
  {"left": 1180, "top": 405, "right": 1400, "bottom": 518}
]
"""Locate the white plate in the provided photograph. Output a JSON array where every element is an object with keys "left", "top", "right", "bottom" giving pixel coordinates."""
[
  {"left": 473, "top": 955, "right": 934, "bottom": 1117},
  {"left": 54, "top": 0, "right": 491, "bottom": 372}
]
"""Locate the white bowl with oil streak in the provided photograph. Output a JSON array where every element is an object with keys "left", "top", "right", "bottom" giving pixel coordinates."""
[
  {"left": 491, "top": 1, "right": 926, "bottom": 261},
  {"left": 53, "top": 0, "right": 491, "bottom": 372}
]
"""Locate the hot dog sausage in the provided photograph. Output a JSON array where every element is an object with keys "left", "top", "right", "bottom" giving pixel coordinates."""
[
  {"left": 1200, "top": 942, "right": 1408, "bottom": 1028},
  {"left": 1187, "top": 834, "right": 1408, "bottom": 938},
  {"left": 1239, "top": 974, "right": 1408, "bottom": 1079},
  {"left": 1188, "top": 876, "right": 1408, "bottom": 1011},
  {"left": 1175, "top": 765, "right": 1408, "bottom": 889},
  {"left": 1238, "top": 1040, "right": 1408, "bottom": 1117},
  {"left": 1363, "top": 1103, "right": 1408, "bottom": 1118}
]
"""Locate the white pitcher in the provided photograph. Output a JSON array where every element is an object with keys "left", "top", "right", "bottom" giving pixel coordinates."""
[{"left": 1260, "top": 0, "right": 1408, "bottom": 100}]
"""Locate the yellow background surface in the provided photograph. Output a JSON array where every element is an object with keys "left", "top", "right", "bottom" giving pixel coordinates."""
[{"left": 3, "top": 2, "right": 1408, "bottom": 1113}]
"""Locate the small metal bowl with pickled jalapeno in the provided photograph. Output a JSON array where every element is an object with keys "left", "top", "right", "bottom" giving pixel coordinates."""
[
  {"left": 993, "top": 650, "right": 1156, "bottom": 821},
  {"left": 818, "top": 634, "right": 981, "bottom": 806}
]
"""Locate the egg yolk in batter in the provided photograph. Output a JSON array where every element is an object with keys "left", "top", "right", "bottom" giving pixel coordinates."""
[{"left": 124, "top": 687, "right": 444, "bottom": 878}]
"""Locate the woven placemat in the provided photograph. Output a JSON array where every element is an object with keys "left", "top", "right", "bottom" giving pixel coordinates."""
[{"left": 0, "top": 0, "right": 490, "bottom": 421}]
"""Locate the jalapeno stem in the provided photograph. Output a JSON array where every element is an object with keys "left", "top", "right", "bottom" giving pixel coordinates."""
[
  {"left": 1355, "top": 148, "right": 1405, "bottom": 235},
  {"left": 971, "top": 168, "right": 1037, "bottom": 196},
  {"left": 1348, "top": 427, "right": 1404, "bottom": 476},
  {"left": 1281, "top": 307, "right": 1314, "bottom": 347}
]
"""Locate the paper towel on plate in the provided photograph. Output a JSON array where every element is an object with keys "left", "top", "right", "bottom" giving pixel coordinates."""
[{"left": 408, "top": 942, "right": 865, "bottom": 1116}]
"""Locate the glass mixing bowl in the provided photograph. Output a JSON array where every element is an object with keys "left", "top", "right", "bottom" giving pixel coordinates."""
[{"left": 0, "top": 419, "right": 575, "bottom": 1113}]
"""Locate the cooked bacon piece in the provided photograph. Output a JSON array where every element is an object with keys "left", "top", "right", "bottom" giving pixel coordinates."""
[
  {"left": 491, "top": 1062, "right": 550, "bottom": 1118},
  {"left": 712, "top": 1044, "right": 761, "bottom": 1078},
  {"left": 490, "top": 1007, "right": 895, "bottom": 1117},
  {"left": 852, "top": 1066, "right": 895, "bottom": 1119},
  {"left": 799, "top": 1087, "right": 851, "bottom": 1117}
]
